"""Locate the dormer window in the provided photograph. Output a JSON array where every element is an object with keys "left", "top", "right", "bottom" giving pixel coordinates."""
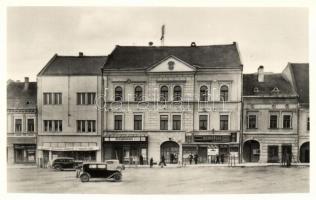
[
  {"left": 253, "top": 87, "right": 259, "bottom": 93},
  {"left": 168, "top": 61, "right": 175, "bottom": 70},
  {"left": 271, "top": 87, "right": 280, "bottom": 94}
]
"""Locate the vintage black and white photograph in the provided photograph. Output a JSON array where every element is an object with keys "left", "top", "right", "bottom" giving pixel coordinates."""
[{"left": 3, "top": 2, "right": 312, "bottom": 197}]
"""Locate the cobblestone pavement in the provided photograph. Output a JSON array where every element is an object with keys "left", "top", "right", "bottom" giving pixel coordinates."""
[{"left": 7, "top": 165, "right": 309, "bottom": 194}]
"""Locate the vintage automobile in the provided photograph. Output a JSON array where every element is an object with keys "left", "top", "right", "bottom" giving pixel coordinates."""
[
  {"left": 51, "top": 157, "right": 83, "bottom": 171},
  {"left": 76, "top": 162, "right": 123, "bottom": 182}
]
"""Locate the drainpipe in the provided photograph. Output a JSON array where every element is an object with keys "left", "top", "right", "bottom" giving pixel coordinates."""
[
  {"left": 296, "top": 99, "right": 300, "bottom": 162},
  {"left": 239, "top": 65, "right": 244, "bottom": 163},
  {"left": 100, "top": 68, "right": 105, "bottom": 162}
]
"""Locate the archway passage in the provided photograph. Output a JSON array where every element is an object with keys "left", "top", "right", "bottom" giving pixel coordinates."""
[
  {"left": 243, "top": 140, "right": 260, "bottom": 162},
  {"left": 300, "top": 142, "right": 310, "bottom": 163},
  {"left": 160, "top": 141, "right": 179, "bottom": 164}
]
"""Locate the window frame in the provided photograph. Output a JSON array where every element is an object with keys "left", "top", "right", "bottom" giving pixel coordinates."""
[
  {"left": 172, "top": 115, "right": 181, "bottom": 130},
  {"left": 114, "top": 86, "right": 123, "bottom": 101},
  {"left": 14, "top": 118, "right": 23, "bottom": 133},
  {"left": 283, "top": 114, "right": 292, "bottom": 129},
  {"left": 269, "top": 114, "right": 278, "bottom": 129},
  {"left": 114, "top": 115, "right": 123, "bottom": 130},
  {"left": 160, "top": 85, "right": 169, "bottom": 101},
  {"left": 200, "top": 86, "right": 208, "bottom": 102},
  {"left": 134, "top": 114, "right": 143, "bottom": 130},
  {"left": 220, "top": 85, "right": 229, "bottom": 101},
  {"left": 134, "top": 86, "right": 143, "bottom": 102},
  {"left": 173, "top": 85, "right": 182, "bottom": 101},
  {"left": 160, "top": 115, "right": 169, "bottom": 130},
  {"left": 247, "top": 114, "right": 257, "bottom": 129},
  {"left": 220, "top": 114, "right": 229, "bottom": 130},
  {"left": 199, "top": 114, "right": 208, "bottom": 130}
]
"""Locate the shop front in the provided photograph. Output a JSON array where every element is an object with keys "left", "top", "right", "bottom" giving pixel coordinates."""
[
  {"left": 182, "top": 133, "right": 239, "bottom": 164},
  {"left": 13, "top": 144, "right": 36, "bottom": 164},
  {"left": 104, "top": 134, "right": 148, "bottom": 165}
]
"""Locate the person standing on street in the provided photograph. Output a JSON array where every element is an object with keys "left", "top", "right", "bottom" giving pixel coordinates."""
[
  {"left": 139, "top": 155, "right": 144, "bottom": 165},
  {"left": 194, "top": 154, "right": 198, "bottom": 164},
  {"left": 150, "top": 157, "right": 154, "bottom": 168},
  {"left": 189, "top": 154, "right": 193, "bottom": 165},
  {"left": 160, "top": 155, "right": 166, "bottom": 167}
]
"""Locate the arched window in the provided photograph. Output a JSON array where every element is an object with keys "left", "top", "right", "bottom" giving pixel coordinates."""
[
  {"left": 173, "top": 86, "right": 182, "bottom": 101},
  {"left": 114, "top": 86, "right": 123, "bottom": 101},
  {"left": 134, "top": 86, "right": 143, "bottom": 101},
  {"left": 200, "top": 86, "right": 208, "bottom": 101},
  {"left": 160, "top": 86, "right": 168, "bottom": 101},
  {"left": 220, "top": 85, "right": 228, "bottom": 101}
]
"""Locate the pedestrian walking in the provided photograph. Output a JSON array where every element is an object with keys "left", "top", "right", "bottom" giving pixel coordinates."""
[
  {"left": 189, "top": 154, "right": 193, "bottom": 165},
  {"left": 160, "top": 155, "right": 166, "bottom": 167},
  {"left": 150, "top": 157, "right": 154, "bottom": 168},
  {"left": 216, "top": 154, "right": 220, "bottom": 164},
  {"left": 194, "top": 154, "right": 198, "bottom": 164}
]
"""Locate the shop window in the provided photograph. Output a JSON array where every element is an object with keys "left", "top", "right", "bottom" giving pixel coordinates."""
[
  {"left": 270, "top": 115, "right": 278, "bottom": 129},
  {"left": 114, "top": 86, "right": 123, "bottom": 101},
  {"left": 43, "top": 92, "right": 62, "bottom": 105},
  {"left": 172, "top": 115, "right": 181, "bottom": 130},
  {"left": 283, "top": 115, "right": 292, "bottom": 129},
  {"left": 173, "top": 86, "right": 182, "bottom": 101},
  {"left": 220, "top": 85, "right": 228, "bottom": 101},
  {"left": 43, "top": 120, "right": 62, "bottom": 132},
  {"left": 248, "top": 115, "right": 257, "bottom": 129},
  {"left": 220, "top": 115, "right": 229, "bottom": 130},
  {"left": 200, "top": 86, "right": 208, "bottom": 101},
  {"left": 114, "top": 115, "right": 123, "bottom": 130},
  {"left": 27, "top": 119, "right": 34, "bottom": 132},
  {"left": 134, "top": 86, "right": 143, "bottom": 101},
  {"left": 134, "top": 115, "right": 142, "bottom": 130},
  {"left": 15, "top": 119, "right": 22, "bottom": 132},
  {"left": 160, "top": 86, "right": 168, "bottom": 101},
  {"left": 160, "top": 115, "right": 168, "bottom": 130},
  {"left": 199, "top": 115, "right": 208, "bottom": 130}
]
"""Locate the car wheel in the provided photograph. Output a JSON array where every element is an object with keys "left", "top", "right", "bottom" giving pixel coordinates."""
[
  {"left": 54, "top": 165, "right": 63, "bottom": 171},
  {"left": 113, "top": 173, "right": 122, "bottom": 181},
  {"left": 80, "top": 174, "right": 89, "bottom": 182}
]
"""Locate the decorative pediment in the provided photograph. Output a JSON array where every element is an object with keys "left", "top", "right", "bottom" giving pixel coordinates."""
[{"left": 147, "top": 55, "right": 196, "bottom": 72}]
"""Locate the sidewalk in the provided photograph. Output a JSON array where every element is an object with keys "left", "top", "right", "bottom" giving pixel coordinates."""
[
  {"left": 7, "top": 164, "right": 37, "bottom": 169},
  {"left": 124, "top": 162, "right": 309, "bottom": 168}
]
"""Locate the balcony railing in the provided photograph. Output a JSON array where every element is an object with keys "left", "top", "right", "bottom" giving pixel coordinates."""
[{"left": 7, "top": 132, "right": 37, "bottom": 137}]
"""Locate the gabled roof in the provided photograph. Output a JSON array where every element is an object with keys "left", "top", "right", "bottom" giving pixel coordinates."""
[
  {"left": 243, "top": 73, "right": 297, "bottom": 97},
  {"left": 38, "top": 54, "right": 107, "bottom": 76},
  {"left": 103, "top": 43, "right": 242, "bottom": 71},
  {"left": 7, "top": 82, "right": 37, "bottom": 109},
  {"left": 287, "top": 63, "right": 309, "bottom": 104}
]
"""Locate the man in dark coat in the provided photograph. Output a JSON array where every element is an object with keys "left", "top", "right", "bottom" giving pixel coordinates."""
[
  {"left": 194, "top": 154, "right": 198, "bottom": 164},
  {"left": 189, "top": 154, "right": 193, "bottom": 165},
  {"left": 150, "top": 157, "right": 154, "bottom": 168},
  {"left": 139, "top": 155, "right": 144, "bottom": 165}
]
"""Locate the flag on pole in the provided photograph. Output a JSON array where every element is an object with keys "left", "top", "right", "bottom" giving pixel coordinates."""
[{"left": 160, "top": 24, "right": 165, "bottom": 41}]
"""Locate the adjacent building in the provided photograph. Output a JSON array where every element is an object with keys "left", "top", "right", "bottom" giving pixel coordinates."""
[
  {"left": 102, "top": 43, "right": 243, "bottom": 164},
  {"left": 242, "top": 66, "right": 299, "bottom": 163},
  {"left": 7, "top": 78, "right": 37, "bottom": 165},
  {"left": 282, "top": 63, "right": 309, "bottom": 163},
  {"left": 36, "top": 53, "right": 107, "bottom": 165}
]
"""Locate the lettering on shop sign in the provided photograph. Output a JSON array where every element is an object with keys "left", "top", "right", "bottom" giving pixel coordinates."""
[{"left": 104, "top": 137, "right": 147, "bottom": 142}]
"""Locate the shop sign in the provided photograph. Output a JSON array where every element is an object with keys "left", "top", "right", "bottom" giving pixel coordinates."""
[
  {"left": 207, "top": 145, "right": 219, "bottom": 156},
  {"left": 37, "top": 146, "right": 99, "bottom": 151},
  {"left": 104, "top": 137, "right": 147, "bottom": 142}
]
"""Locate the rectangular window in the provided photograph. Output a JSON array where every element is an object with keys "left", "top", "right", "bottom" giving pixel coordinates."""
[
  {"left": 77, "top": 92, "right": 96, "bottom": 105},
  {"left": 199, "top": 115, "right": 208, "bottom": 130},
  {"left": 134, "top": 115, "right": 142, "bottom": 130},
  {"left": 43, "top": 93, "right": 61, "bottom": 105},
  {"left": 220, "top": 115, "right": 229, "bottom": 130},
  {"left": 283, "top": 115, "right": 291, "bottom": 129},
  {"left": 307, "top": 117, "right": 310, "bottom": 131},
  {"left": 270, "top": 115, "right": 278, "bottom": 129},
  {"left": 77, "top": 120, "right": 96, "bottom": 133},
  {"left": 160, "top": 115, "right": 168, "bottom": 130},
  {"left": 248, "top": 115, "right": 257, "bottom": 129},
  {"left": 43, "top": 120, "right": 62, "bottom": 132},
  {"left": 114, "top": 115, "right": 123, "bottom": 130},
  {"left": 27, "top": 119, "right": 34, "bottom": 132},
  {"left": 15, "top": 119, "right": 22, "bottom": 132},
  {"left": 172, "top": 115, "right": 181, "bottom": 130}
]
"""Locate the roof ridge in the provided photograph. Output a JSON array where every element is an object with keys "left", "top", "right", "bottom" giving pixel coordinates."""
[
  {"left": 115, "top": 44, "right": 235, "bottom": 48},
  {"left": 55, "top": 55, "right": 107, "bottom": 57}
]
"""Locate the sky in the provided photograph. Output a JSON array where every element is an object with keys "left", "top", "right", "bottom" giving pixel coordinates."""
[{"left": 7, "top": 7, "right": 308, "bottom": 81}]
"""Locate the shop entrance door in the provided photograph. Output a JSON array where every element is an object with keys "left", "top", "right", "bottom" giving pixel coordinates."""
[
  {"left": 268, "top": 145, "right": 279, "bottom": 163},
  {"left": 160, "top": 141, "right": 179, "bottom": 164},
  {"left": 243, "top": 140, "right": 260, "bottom": 162},
  {"left": 113, "top": 147, "right": 124, "bottom": 163},
  {"left": 300, "top": 142, "right": 309, "bottom": 163},
  {"left": 198, "top": 147, "right": 207, "bottom": 163}
]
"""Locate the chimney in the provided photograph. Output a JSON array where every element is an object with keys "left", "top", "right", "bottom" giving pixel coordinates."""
[
  {"left": 148, "top": 41, "right": 153, "bottom": 46},
  {"left": 79, "top": 52, "right": 84, "bottom": 57},
  {"left": 258, "top": 66, "right": 264, "bottom": 82},
  {"left": 191, "top": 42, "right": 196, "bottom": 47},
  {"left": 24, "top": 77, "right": 29, "bottom": 90}
]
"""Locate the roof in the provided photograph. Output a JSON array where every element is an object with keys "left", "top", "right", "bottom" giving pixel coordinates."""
[
  {"left": 7, "top": 82, "right": 37, "bottom": 109},
  {"left": 288, "top": 63, "right": 309, "bottom": 104},
  {"left": 103, "top": 44, "right": 242, "bottom": 70},
  {"left": 243, "top": 73, "right": 297, "bottom": 97},
  {"left": 38, "top": 54, "right": 107, "bottom": 76}
]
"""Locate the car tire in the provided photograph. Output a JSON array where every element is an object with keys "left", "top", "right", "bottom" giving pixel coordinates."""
[
  {"left": 80, "top": 174, "right": 89, "bottom": 182},
  {"left": 54, "top": 165, "right": 63, "bottom": 171},
  {"left": 113, "top": 173, "right": 122, "bottom": 182}
]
